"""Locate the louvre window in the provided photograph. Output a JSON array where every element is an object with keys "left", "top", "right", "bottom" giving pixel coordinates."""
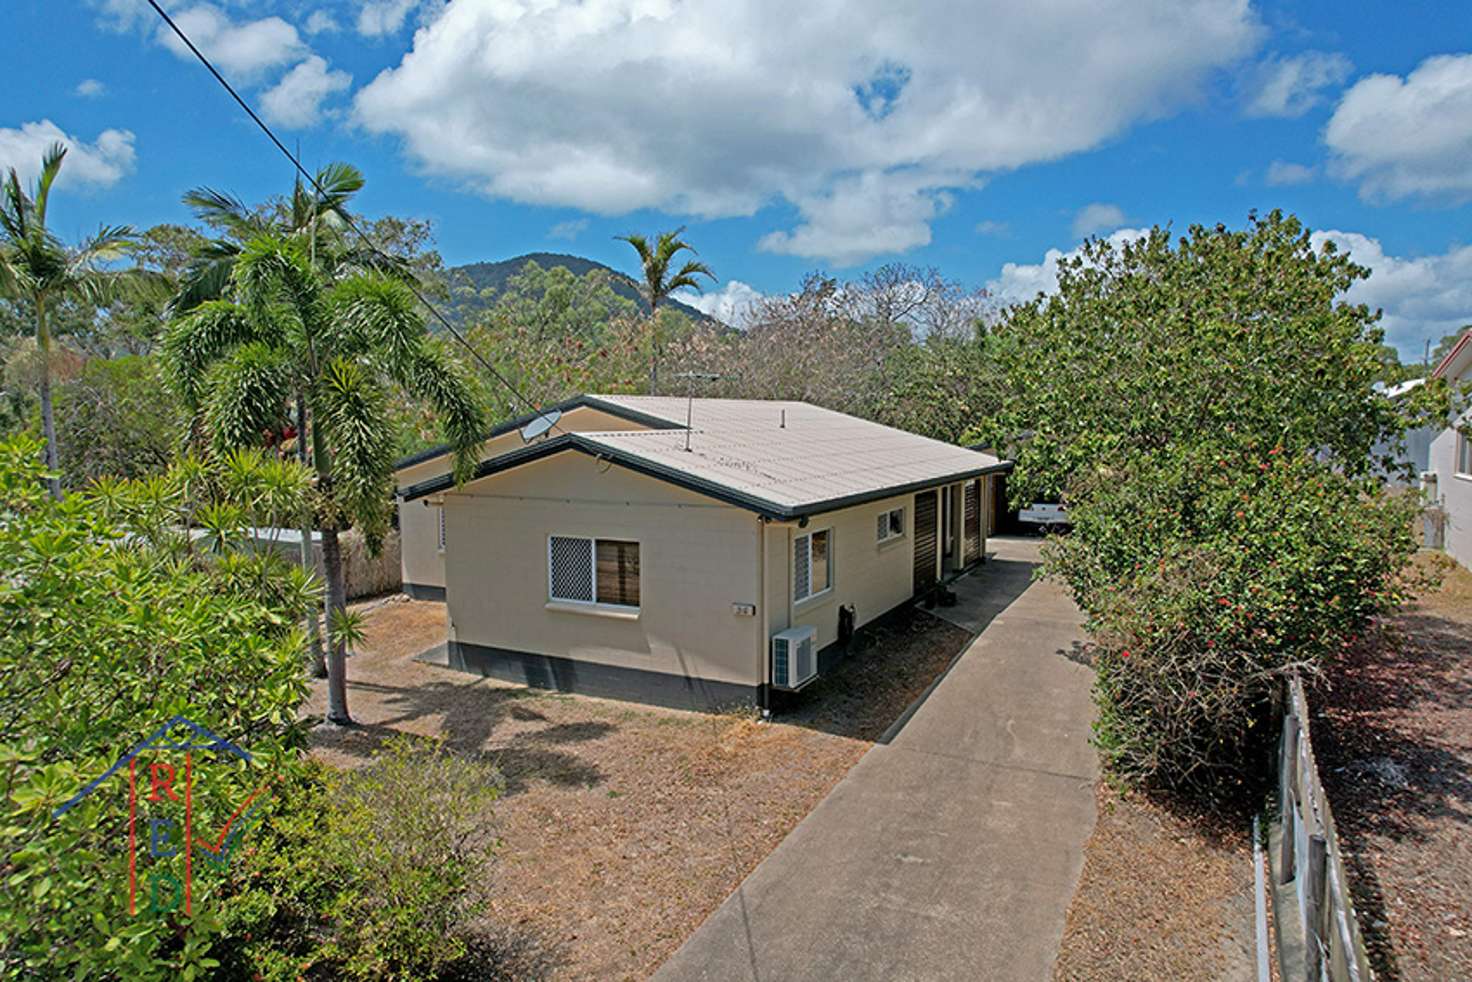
[
  {"left": 1459, "top": 431, "right": 1472, "bottom": 477},
  {"left": 549, "top": 535, "right": 640, "bottom": 608},
  {"left": 437, "top": 507, "right": 446, "bottom": 552},
  {"left": 877, "top": 506, "right": 905, "bottom": 543},
  {"left": 794, "top": 528, "right": 832, "bottom": 602}
]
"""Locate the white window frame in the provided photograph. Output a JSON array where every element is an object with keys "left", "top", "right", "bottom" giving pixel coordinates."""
[
  {"left": 1458, "top": 429, "right": 1472, "bottom": 478},
  {"left": 877, "top": 506, "right": 905, "bottom": 544},
  {"left": 547, "top": 535, "right": 641, "bottom": 611},
  {"left": 793, "top": 527, "right": 833, "bottom": 604},
  {"left": 436, "top": 506, "right": 446, "bottom": 553}
]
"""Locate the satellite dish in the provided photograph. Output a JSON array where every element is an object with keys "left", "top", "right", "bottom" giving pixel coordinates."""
[{"left": 520, "top": 410, "right": 561, "bottom": 443}]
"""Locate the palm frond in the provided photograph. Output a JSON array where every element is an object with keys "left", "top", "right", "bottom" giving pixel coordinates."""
[
  {"left": 202, "top": 341, "right": 293, "bottom": 455},
  {"left": 31, "top": 143, "right": 67, "bottom": 227},
  {"left": 161, "top": 299, "right": 261, "bottom": 408},
  {"left": 313, "top": 355, "right": 396, "bottom": 536},
  {"left": 327, "top": 273, "right": 422, "bottom": 362},
  {"left": 312, "top": 162, "right": 365, "bottom": 217},
  {"left": 182, "top": 186, "right": 266, "bottom": 239},
  {"left": 390, "top": 336, "right": 486, "bottom": 484}
]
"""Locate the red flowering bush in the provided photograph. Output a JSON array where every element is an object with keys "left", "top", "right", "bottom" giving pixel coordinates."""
[
  {"left": 1046, "top": 448, "right": 1420, "bottom": 789},
  {"left": 987, "top": 212, "right": 1444, "bottom": 793}
]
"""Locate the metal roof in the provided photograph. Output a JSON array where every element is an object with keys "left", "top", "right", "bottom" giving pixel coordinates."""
[{"left": 402, "top": 395, "right": 1010, "bottom": 519}]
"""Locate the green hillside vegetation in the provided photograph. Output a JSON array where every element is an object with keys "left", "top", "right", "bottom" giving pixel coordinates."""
[{"left": 445, "top": 252, "right": 719, "bottom": 327}]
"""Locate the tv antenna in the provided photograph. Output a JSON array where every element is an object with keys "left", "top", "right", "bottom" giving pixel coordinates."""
[
  {"left": 674, "top": 371, "right": 722, "bottom": 452},
  {"left": 520, "top": 409, "right": 562, "bottom": 443}
]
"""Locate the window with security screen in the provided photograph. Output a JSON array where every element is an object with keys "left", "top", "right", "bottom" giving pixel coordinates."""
[
  {"left": 877, "top": 506, "right": 904, "bottom": 543},
  {"left": 549, "top": 535, "right": 640, "bottom": 608},
  {"left": 793, "top": 528, "right": 832, "bottom": 602}
]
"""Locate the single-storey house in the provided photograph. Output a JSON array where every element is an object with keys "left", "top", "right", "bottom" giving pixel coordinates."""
[
  {"left": 394, "top": 395, "right": 1010, "bottom": 709},
  {"left": 1428, "top": 331, "right": 1472, "bottom": 570}
]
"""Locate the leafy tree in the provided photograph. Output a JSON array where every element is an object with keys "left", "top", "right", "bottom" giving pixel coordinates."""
[
  {"left": 459, "top": 261, "right": 644, "bottom": 424},
  {"left": 987, "top": 211, "right": 1440, "bottom": 791},
  {"left": 0, "top": 143, "right": 140, "bottom": 499},
  {"left": 0, "top": 434, "right": 315, "bottom": 979},
  {"left": 616, "top": 229, "right": 714, "bottom": 391},
  {"left": 163, "top": 234, "right": 486, "bottom": 724},
  {"left": 53, "top": 355, "right": 182, "bottom": 486}
]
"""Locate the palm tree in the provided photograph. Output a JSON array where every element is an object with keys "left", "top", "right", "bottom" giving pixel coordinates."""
[
  {"left": 171, "top": 162, "right": 408, "bottom": 315},
  {"left": 173, "top": 163, "right": 411, "bottom": 678},
  {"left": 0, "top": 144, "right": 136, "bottom": 499},
  {"left": 163, "top": 233, "right": 485, "bottom": 724},
  {"left": 616, "top": 228, "right": 714, "bottom": 392}
]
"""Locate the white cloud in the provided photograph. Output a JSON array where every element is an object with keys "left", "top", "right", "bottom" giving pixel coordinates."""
[
  {"left": 353, "top": 0, "right": 1261, "bottom": 265},
  {"left": 1071, "top": 202, "right": 1128, "bottom": 238},
  {"left": 758, "top": 171, "right": 958, "bottom": 266},
  {"left": 75, "top": 79, "right": 107, "bottom": 98},
  {"left": 260, "top": 56, "right": 352, "bottom": 129},
  {"left": 1313, "top": 230, "right": 1472, "bottom": 358},
  {"left": 157, "top": 5, "right": 304, "bottom": 81},
  {"left": 0, "top": 120, "right": 137, "bottom": 190},
  {"left": 1265, "top": 160, "right": 1316, "bottom": 186},
  {"left": 680, "top": 280, "right": 765, "bottom": 327},
  {"left": 1243, "top": 51, "right": 1351, "bottom": 118},
  {"left": 547, "top": 218, "right": 590, "bottom": 240},
  {"left": 974, "top": 219, "right": 1009, "bottom": 236},
  {"left": 357, "top": 0, "right": 424, "bottom": 37},
  {"left": 304, "top": 10, "right": 340, "bottom": 35},
  {"left": 988, "top": 228, "right": 1151, "bottom": 304},
  {"left": 1325, "top": 53, "right": 1472, "bottom": 202}
]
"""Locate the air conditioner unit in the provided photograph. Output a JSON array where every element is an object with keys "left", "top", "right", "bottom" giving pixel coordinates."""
[{"left": 771, "top": 625, "right": 818, "bottom": 690}]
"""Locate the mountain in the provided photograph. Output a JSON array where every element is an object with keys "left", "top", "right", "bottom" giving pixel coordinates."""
[{"left": 445, "top": 252, "right": 718, "bottom": 325}]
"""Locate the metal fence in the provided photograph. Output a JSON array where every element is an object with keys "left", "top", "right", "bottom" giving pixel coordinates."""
[{"left": 1275, "top": 675, "right": 1374, "bottom": 982}]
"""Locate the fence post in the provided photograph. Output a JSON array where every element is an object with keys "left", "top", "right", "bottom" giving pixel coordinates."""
[
  {"left": 1305, "top": 833, "right": 1328, "bottom": 981},
  {"left": 1279, "top": 712, "right": 1299, "bottom": 885}
]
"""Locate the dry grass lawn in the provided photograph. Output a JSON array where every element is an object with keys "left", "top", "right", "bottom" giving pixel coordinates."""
[
  {"left": 1053, "top": 784, "right": 1258, "bottom": 981},
  {"left": 303, "top": 596, "right": 971, "bottom": 981}
]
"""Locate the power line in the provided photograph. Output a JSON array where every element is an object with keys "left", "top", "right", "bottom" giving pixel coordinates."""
[{"left": 143, "top": 0, "right": 562, "bottom": 433}]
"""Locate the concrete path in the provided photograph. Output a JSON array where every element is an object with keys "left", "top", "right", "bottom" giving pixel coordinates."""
[{"left": 654, "top": 538, "right": 1096, "bottom": 982}]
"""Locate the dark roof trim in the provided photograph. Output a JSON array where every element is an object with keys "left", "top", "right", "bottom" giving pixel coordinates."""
[
  {"left": 392, "top": 395, "right": 686, "bottom": 472},
  {"left": 401, "top": 435, "right": 1014, "bottom": 520}
]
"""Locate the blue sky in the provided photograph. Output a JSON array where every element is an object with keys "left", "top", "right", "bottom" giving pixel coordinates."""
[{"left": 6, "top": 0, "right": 1472, "bottom": 357}]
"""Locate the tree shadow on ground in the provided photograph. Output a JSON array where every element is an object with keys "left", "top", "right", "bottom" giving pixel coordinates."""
[
  {"left": 308, "top": 676, "right": 614, "bottom": 796},
  {"left": 1311, "top": 611, "right": 1472, "bottom": 841},
  {"left": 773, "top": 552, "right": 1039, "bottom": 743},
  {"left": 1307, "top": 608, "right": 1472, "bottom": 981},
  {"left": 441, "top": 918, "right": 569, "bottom": 982}
]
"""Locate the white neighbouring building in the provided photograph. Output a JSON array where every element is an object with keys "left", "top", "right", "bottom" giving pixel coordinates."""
[{"left": 1428, "top": 331, "right": 1472, "bottom": 570}]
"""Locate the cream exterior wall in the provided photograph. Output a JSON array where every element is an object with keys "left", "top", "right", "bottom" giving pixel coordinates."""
[
  {"left": 395, "top": 406, "right": 657, "bottom": 592},
  {"left": 442, "top": 452, "right": 765, "bottom": 687},
  {"left": 781, "top": 487, "right": 947, "bottom": 654},
  {"left": 1429, "top": 408, "right": 1472, "bottom": 570}
]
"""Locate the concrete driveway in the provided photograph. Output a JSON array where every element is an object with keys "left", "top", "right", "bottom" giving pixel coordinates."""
[{"left": 654, "top": 537, "right": 1096, "bottom": 982}]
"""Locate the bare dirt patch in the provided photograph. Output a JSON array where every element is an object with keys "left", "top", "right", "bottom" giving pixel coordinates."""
[
  {"left": 303, "top": 597, "right": 971, "bottom": 980},
  {"left": 1309, "top": 555, "right": 1472, "bottom": 982},
  {"left": 1053, "top": 783, "right": 1258, "bottom": 981}
]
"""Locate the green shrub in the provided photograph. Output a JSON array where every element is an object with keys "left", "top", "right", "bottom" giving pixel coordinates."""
[
  {"left": 214, "top": 736, "right": 502, "bottom": 982},
  {"left": 0, "top": 435, "right": 314, "bottom": 979},
  {"left": 1047, "top": 448, "right": 1421, "bottom": 789},
  {"left": 987, "top": 212, "right": 1442, "bottom": 793}
]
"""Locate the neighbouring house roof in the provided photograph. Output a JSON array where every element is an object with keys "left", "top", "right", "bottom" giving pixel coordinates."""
[
  {"left": 401, "top": 395, "right": 1010, "bottom": 520},
  {"left": 392, "top": 394, "right": 685, "bottom": 471},
  {"left": 1433, "top": 329, "right": 1472, "bottom": 382}
]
